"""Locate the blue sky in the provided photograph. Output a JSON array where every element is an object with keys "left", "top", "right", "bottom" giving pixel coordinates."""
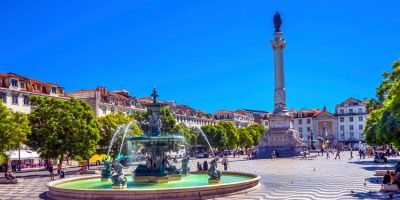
[{"left": 1, "top": 1, "right": 399, "bottom": 113}]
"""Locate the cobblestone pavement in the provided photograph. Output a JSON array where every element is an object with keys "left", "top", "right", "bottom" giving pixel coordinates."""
[{"left": 0, "top": 152, "right": 398, "bottom": 200}]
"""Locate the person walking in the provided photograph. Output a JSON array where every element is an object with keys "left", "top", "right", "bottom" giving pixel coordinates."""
[
  {"left": 203, "top": 160, "right": 208, "bottom": 171},
  {"left": 350, "top": 148, "right": 353, "bottom": 159},
  {"left": 48, "top": 164, "right": 55, "bottom": 180},
  {"left": 326, "top": 149, "right": 331, "bottom": 159},
  {"left": 271, "top": 150, "right": 276, "bottom": 160},
  {"left": 222, "top": 156, "right": 228, "bottom": 171},
  {"left": 335, "top": 149, "right": 341, "bottom": 159}
]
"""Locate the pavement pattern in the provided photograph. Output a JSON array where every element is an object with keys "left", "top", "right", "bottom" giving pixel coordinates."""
[{"left": 0, "top": 152, "right": 398, "bottom": 200}]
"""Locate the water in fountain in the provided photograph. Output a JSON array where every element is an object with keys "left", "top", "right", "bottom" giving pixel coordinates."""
[
  {"left": 118, "top": 121, "right": 133, "bottom": 156},
  {"left": 107, "top": 126, "right": 122, "bottom": 157},
  {"left": 197, "top": 127, "right": 215, "bottom": 157}
]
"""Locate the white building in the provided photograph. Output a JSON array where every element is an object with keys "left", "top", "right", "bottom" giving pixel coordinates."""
[
  {"left": 214, "top": 110, "right": 255, "bottom": 128},
  {"left": 335, "top": 97, "right": 369, "bottom": 148},
  {"left": 66, "top": 87, "right": 145, "bottom": 117},
  {"left": 171, "top": 105, "right": 215, "bottom": 128},
  {"left": 0, "top": 72, "right": 67, "bottom": 113}
]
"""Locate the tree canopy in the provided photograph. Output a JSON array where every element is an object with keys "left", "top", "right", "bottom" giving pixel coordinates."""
[
  {"left": 365, "top": 60, "right": 400, "bottom": 146},
  {"left": 27, "top": 96, "right": 100, "bottom": 166},
  {"left": 0, "top": 102, "right": 31, "bottom": 163},
  {"left": 96, "top": 111, "right": 142, "bottom": 158}
]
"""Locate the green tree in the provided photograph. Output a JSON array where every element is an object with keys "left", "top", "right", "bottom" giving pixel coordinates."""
[
  {"left": 237, "top": 128, "right": 253, "bottom": 148},
  {"left": 173, "top": 123, "right": 195, "bottom": 144},
  {"left": 218, "top": 121, "right": 238, "bottom": 149},
  {"left": 96, "top": 111, "right": 143, "bottom": 158},
  {"left": 246, "top": 124, "right": 266, "bottom": 146},
  {"left": 365, "top": 60, "right": 400, "bottom": 146},
  {"left": 160, "top": 106, "right": 176, "bottom": 134},
  {"left": 27, "top": 96, "right": 100, "bottom": 167},
  {"left": 200, "top": 124, "right": 227, "bottom": 150},
  {"left": 0, "top": 102, "right": 31, "bottom": 163}
]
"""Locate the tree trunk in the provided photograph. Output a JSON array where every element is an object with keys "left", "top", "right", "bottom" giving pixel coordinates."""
[{"left": 87, "top": 160, "right": 90, "bottom": 170}]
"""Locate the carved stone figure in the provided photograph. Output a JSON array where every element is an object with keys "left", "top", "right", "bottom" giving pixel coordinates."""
[
  {"left": 101, "top": 159, "right": 112, "bottom": 180},
  {"left": 208, "top": 158, "right": 222, "bottom": 181},
  {"left": 111, "top": 161, "right": 127, "bottom": 188},
  {"left": 181, "top": 156, "right": 190, "bottom": 175}
]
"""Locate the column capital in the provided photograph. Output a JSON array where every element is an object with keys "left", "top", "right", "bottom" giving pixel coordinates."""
[{"left": 270, "top": 32, "right": 286, "bottom": 50}]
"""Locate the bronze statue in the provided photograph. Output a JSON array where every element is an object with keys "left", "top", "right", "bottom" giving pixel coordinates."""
[
  {"left": 151, "top": 88, "right": 159, "bottom": 103},
  {"left": 273, "top": 12, "right": 282, "bottom": 32}
]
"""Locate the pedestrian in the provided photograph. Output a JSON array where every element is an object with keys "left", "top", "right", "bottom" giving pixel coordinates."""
[
  {"left": 222, "top": 156, "right": 229, "bottom": 171},
  {"left": 203, "top": 160, "right": 208, "bottom": 171},
  {"left": 335, "top": 149, "right": 341, "bottom": 159},
  {"left": 57, "top": 164, "right": 61, "bottom": 175},
  {"left": 321, "top": 148, "right": 324, "bottom": 156},
  {"left": 197, "top": 162, "right": 202, "bottom": 172},
  {"left": 59, "top": 169, "right": 65, "bottom": 179},
  {"left": 49, "top": 163, "right": 55, "bottom": 180},
  {"left": 350, "top": 148, "right": 353, "bottom": 159},
  {"left": 271, "top": 150, "right": 276, "bottom": 160},
  {"left": 233, "top": 151, "right": 236, "bottom": 158},
  {"left": 326, "top": 149, "right": 330, "bottom": 159},
  {"left": 359, "top": 148, "right": 362, "bottom": 159}
]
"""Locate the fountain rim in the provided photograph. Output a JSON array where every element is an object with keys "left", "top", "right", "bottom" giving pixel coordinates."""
[{"left": 47, "top": 171, "right": 260, "bottom": 191}]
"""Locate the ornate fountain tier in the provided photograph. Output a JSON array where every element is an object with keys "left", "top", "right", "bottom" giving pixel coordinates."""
[{"left": 128, "top": 88, "right": 187, "bottom": 183}]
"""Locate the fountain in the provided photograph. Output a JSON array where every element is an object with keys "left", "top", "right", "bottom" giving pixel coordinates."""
[{"left": 47, "top": 89, "right": 260, "bottom": 200}]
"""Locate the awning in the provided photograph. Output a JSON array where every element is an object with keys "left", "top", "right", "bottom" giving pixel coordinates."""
[{"left": 6, "top": 150, "right": 40, "bottom": 160}]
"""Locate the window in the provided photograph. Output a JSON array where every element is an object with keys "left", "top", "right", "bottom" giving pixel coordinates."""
[
  {"left": 299, "top": 134, "right": 303, "bottom": 139},
  {"left": 340, "top": 117, "right": 344, "bottom": 122},
  {"left": 358, "top": 116, "right": 363, "bottom": 121},
  {"left": 12, "top": 94, "right": 18, "bottom": 105},
  {"left": 20, "top": 82, "right": 25, "bottom": 89},
  {"left": 102, "top": 107, "right": 106, "bottom": 114},
  {"left": 0, "top": 93, "right": 6, "bottom": 103},
  {"left": 349, "top": 109, "right": 353, "bottom": 114},
  {"left": 340, "top": 125, "right": 344, "bottom": 131},
  {"left": 358, "top": 108, "right": 363, "bottom": 113},
  {"left": 51, "top": 87, "right": 57, "bottom": 94},
  {"left": 349, "top": 125, "right": 354, "bottom": 131},
  {"left": 11, "top": 79, "right": 18, "bottom": 87},
  {"left": 23, "top": 96, "right": 30, "bottom": 105},
  {"left": 299, "top": 119, "right": 302, "bottom": 125},
  {"left": 359, "top": 124, "right": 363, "bottom": 130},
  {"left": 307, "top": 127, "right": 311, "bottom": 132},
  {"left": 349, "top": 117, "right": 354, "bottom": 122},
  {"left": 307, "top": 119, "right": 311, "bottom": 124},
  {"left": 350, "top": 132, "right": 354, "bottom": 138},
  {"left": 299, "top": 127, "right": 303, "bottom": 133},
  {"left": 340, "top": 109, "right": 344, "bottom": 114},
  {"left": 36, "top": 85, "right": 41, "bottom": 92}
]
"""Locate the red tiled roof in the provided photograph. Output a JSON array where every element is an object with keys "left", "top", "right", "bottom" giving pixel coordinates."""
[
  {"left": 234, "top": 110, "right": 248, "bottom": 115},
  {"left": 215, "top": 110, "right": 233, "bottom": 115},
  {"left": 138, "top": 97, "right": 153, "bottom": 104}
]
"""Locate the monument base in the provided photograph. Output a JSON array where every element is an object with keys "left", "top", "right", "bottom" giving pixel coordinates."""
[{"left": 256, "top": 113, "right": 305, "bottom": 159}]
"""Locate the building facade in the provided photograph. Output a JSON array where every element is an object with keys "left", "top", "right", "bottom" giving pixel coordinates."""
[
  {"left": 66, "top": 87, "right": 145, "bottom": 117},
  {"left": 335, "top": 97, "right": 369, "bottom": 148},
  {"left": 214, "top": 110, "right": 255, "bottom": 128},
  {"left": 0, "top": 72, "right": 67, "bottom": 113}
]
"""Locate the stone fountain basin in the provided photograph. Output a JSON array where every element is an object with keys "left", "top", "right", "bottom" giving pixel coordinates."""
[{"left": 47, "top": 172, "right": 260, "bottom": 200}]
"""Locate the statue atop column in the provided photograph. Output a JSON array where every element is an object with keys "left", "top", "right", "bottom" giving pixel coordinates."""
[{"left": 273, "top": 12, "right": 282, "bottom": 32}]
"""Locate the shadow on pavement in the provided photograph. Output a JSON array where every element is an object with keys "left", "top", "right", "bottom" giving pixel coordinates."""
[
  {"left": 39, "top": 192, "right": 49, "bottom": 200},
  {"left": 347, "top": 190, "right": 398, "bottom": 199}
]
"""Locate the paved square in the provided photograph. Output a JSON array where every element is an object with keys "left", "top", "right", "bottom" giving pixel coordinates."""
[{"left": 0, "top": 153, "right": 397, "bottom": 200}]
